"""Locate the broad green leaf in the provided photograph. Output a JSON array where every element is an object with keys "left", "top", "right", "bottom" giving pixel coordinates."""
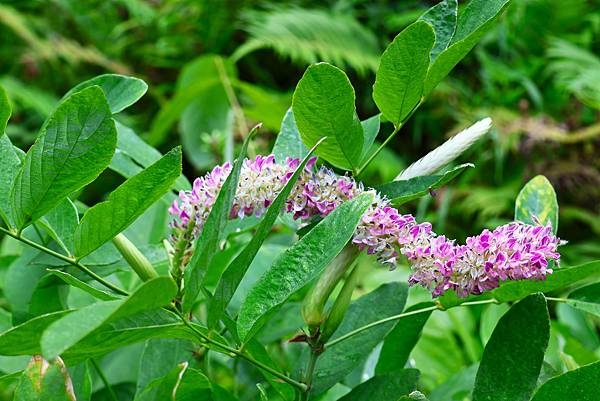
[
  {"left": 182, "top": 129, "right": 255, "bottom": 313},
  {"left": 245, "top": 339, "right": 295, "bottom": 401},
  {"left": 272, "top": 108, "right": 309, "bottom": 162},
  {"left": 515, "top": 175, "right": 558, "bottom": 233},
  {"left": 376, "top": 163, "right": 472, "bottom": 206},
  {"left": 423, "top": 0, "right": 511, "bottom": 96},
  {"left": 0, "top": 133, "right": 21, "bottom": 226},
  {"left": 0, "top": 85, "right": 10, "bottom": 133},
  {"left": 47, "top": 269, "right": 119, "bottom": 301},
  {"left": 373, "top": 21, "right": 435, "bottom": 126},
  {"left": 10, "top": 86, "right": 117, "bottom": 229},
  {"left": 74, "top": 147, "right": 181, "bottom": 258},
  {"left": 563, "top": 283, "right": 600, "bottom": 318},
  {"left": 207, "top": 143, "right": 319, "bottom": 329},
  {"left": 530, "top": 360, "right": 600, "bottom": 401},
  {"left": 13, "top": 356, "right": 76, "bottom": 401},
  {"left": 338, "top": 370, "right": 419, "bottom": 401},
  {"left": 136, "top": 339, "right": 194, "bottom": 396},
  {"left": 135, "top": 363, "right": 212, "bottom": 401},
  {"left": 292, "top": 62, "right": 363, "bottom": 170},
  {"left": 493, "top": 261, "right": 600, "bottom": 303},
  {"left": 41, "top": 277, "right": 177, "bottom": 359},
  {"left": 419, "top": 0, "right": 458, "bottom": 60},
  {"left": 310, "top": 282, "right": 408, "bottom": 394},
  {"left": 472, "top": 294, "right": 549, "bottom": 401},
  {"left": 360, "top": 114, "right": 381, "bottom": 161},
  {"left": 38, "top": 198, "right": 79, "bottom": 255},
  {"left": 237, "top": 192, "right": 374, "bottom": 342},
  {"left": 65, "top": 74, "right": 148, "bottom": 113},
  {"left": 375, "top": 302, "right": 435, "bottom": 374},
  {"left": 0, "top": 311, "right": 71, "bottom": 356}
]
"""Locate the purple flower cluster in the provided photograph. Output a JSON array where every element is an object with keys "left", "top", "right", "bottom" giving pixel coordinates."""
[{"left": 168, "top": 154, "right": 561, "bottom": 297}]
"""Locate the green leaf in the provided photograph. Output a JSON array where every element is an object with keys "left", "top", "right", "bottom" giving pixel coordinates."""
[
  {"left": 530, "top": 360, "right": 600, "bottom": 401},
  {"left": 419, "top": 0, "right": 458, "bottom": 60},
  {"left": 245, "top": 339, "right": 295, "bottom": 401},
  {"left": 237, "top": 192, "right": 374, "bottom": 342},
  {"left": 65, "top": 74, "right": 148, "bottom": 114},
  {"left": 292, "top": 62, "right": 363, "bottom": 170},
  {"left": 338, "top": 370, "right": 419, "bottom": 401},
  {"left": 272, "top": 108, "right": 309, "bottom": 162},
  {"left": 135, "top": 363, "right": 212, "bottom": 401},
  {"left": 0, "top": 311, "right": 71, "bottom": 356},
  {"left": 136, "top": 339, "right": 194, "bottom": 396},
  {"left": 41, "top": 277, "right": 177, "bottom": 359},
  {"left": 311, "top": 282, "right": 408, "bottom": 394},
  {"left": 360, "top": 114, "right": 381, "bottom": 161},
  {"left": 376, "top": 163, "right": 472, "bottom": 205},
  {"left": 375, "top": 302, "right": 435, "bottom": 374},
  {"left": 38, "top": 198, "right": 79, "bottom": 255},
  {"left": 0, "top": 133, "right": 21, "bottom": 226},
  {"left": 562, "top": 283, "right": 600, "bottom": 318},
  {"left": 373, "top": 21, "right": 435, "bottom": 126},
  {"left": 472, "top": 294, "right": 549, "bottom": 401},
  {"left": 493, "top": 261, "right": 600, "bottom": 303},
  {"left": 182, "top": 128, "right": 256, "bottom": 313},
  {"left": 74, "top": 147, "right": 181, "bottom": 258},
  {"left": 0, "top": 85, "right": 10, "bottom": 133},
  {"left": 208, "top": 143, "right": 320, "bottom": 329},
  {"left": 10, "top": 86, "right": 117, "bottom": 229},
  {"left": 47, "top": 269, "right": 119, "bottom": 301},
  {"left": 13, "top": 356, "right": 77, "bottom": 401},
  {"left": 423, "top": 0, "right": 511, "bottom": 96},
  {"left": 515, "top": 175, "right": 558, "bottom": 233}
]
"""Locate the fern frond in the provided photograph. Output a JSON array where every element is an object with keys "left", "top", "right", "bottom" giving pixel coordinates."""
[
  {"left": 232, "top": 6, "right": 380, "bottom": 74},
  {"left": 397, "top": 118, "right": 492, "bottom": 180}
]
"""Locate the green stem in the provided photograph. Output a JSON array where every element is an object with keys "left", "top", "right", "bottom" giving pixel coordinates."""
[
  {"left": 301, "top": 349, "right": 319, "bottom": 401},
  {"left": 0, "top": 226, "right": 129, "bottom": 296},
  {"left": 91, "top": 358, "right": 120, "bottom": 401}
]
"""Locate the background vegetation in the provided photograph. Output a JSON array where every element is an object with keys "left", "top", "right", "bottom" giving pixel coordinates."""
[{"left": 0, "top": 0, "right": 599, "bottom": 400}]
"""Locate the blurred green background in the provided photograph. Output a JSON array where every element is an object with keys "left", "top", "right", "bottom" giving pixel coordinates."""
[{"left": 1, "top": 0, "right": 600, "bottom": 398}]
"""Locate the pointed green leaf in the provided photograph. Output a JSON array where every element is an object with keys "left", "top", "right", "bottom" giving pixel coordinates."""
[
  {"left": 74, "top": 147, "right": 181, "bottom": 258},
  {"left": 338, "top": 370, "right": 419, "bottom": 401},
  {"left": 373, "top": 21, "right": 435, "bottom": 126},
  {"left": 515, "top": 175, "right": 558, "bottom": 233},
  {"left": 10, "top": 86, "right": 117, "bottom": 229},
  {"left": 360, "top": 114, "right": 381, "bottom": 161},
  {"left": 472, "top": 294, "right": 549, "bottom": 401},
  {"left": 419, "top": 0, "right": 458, "bottom": 60},
  {"left": 292, "top": 63, "right": 363, "bottom": 170},
  {"left": 0, "top": 133, "right": 21, "bottom": 226},
  {"left": 38, "top": 199, "right": 79, "bottom": 255},
  {"left": 272, "top": 108, "right": 309, "bottom": 162},
  {"left": 65, "top": 74, "right": 148, "bottom": 113},
  {"left": 237, "top": 192, "right": 374, "bottom": 342},
  {"left": 531, "top": 360, "right": 600, "bottom": 401},
  {"left": 0, "top": 85, "right": 10, "bottom": 133},
  {"left": 46, "top": 270, "right": 119, "bottom": 301}
]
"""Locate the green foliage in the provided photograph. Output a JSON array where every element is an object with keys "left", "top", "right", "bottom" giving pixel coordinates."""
[
  {"left": 13, "top": 357, "right": 76, "bottom": 401},
  {"left": 530, "top": 360, "right": 600, "bottom": 401},
  {"left": 515, "top": 175, "right": 559, "bottom": 233}
]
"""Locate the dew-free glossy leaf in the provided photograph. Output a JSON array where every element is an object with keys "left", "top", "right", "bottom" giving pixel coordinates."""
[
  {"left": 530, "top": 360, "right": 600, "bottom": 401},
  {"left": 419, "top": 0, "right": 458, "bottom": 60},
  {"left": 493, "top": 261, "right": 600, "bottom": 303},
  {"left": 338, "top": 370, "right": 419, "bottom": 401},
  {"left": 375, "top": 302, "right": 435, "bottom": 374},
  {"left": 208, "top": 143, "right": 319, "bottom": 329},
  {"left": 515, "top": 175, "right": 558, "bottom": 233},
  {"left": 0, "top": 133, "right": 21, "bottom": 226},
  {"left": 472, "top": 294, "right": 549, "bottom": 401},
  {"left": 376, "top": 163, "right": 472, "bottom": 205},
  {"left": 311, "top": 282, "right": 408, "bottom": 394},
  {"left": 10, "top": 86, "right": 117, "bottom": 229},
  {"left": 373, "top": 21, "right": 435, "bottom": 126},
  {"left": 41, "top": 277, "right": 177, "bottom": 359},
  {"left": 423, "top": 0, "right": 511, "bottom": 96},
  {"left": 272, "top": 108, "right": 309, "bottom": 162},
  {"left": 74, "top": 147, "right": 181, "bottom": 258},
  {"left": 13, "top": 356, "right": 76, "bottom": 401},
  {"left": 65, "top": 74, "right": 148, "bottom": 113},
  {"left": 292, "top": 63, "right": 363, "bottom": 170},
  {"left": 360, "top": 114, "right": 381, "bottom": 161},
  {"left": 38, "top": 199, "right": 78, "bottom": 255},
  {"left": 237, "top": 192, "right": 374, "bottom": 342}
]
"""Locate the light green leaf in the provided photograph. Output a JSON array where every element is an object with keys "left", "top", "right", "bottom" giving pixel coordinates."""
[
  {"left": 472, "top": 294, "right": 549, "bottom": 401},
  {"left": 41, "top": 277, "right": 177, "bottom": 359},
  {"left": 0, "top": 133, "right": 21, "bottom": 226},
  {"left": 493, "top": 261, "right": 600, "bottom": 303},
  {"left": 65, "top": 74, "right": 148, "bottom": 114},
  {"left": 515, "top": 175, "right": 558, "bottom": 233},
  {"left": 208, "top": 143, "right": 320, "bottom": 329},
  {"left": 13, "top": 356, "right": 76, "bottom": 401},
  {"left": 272, "top": 108, "right": 309, "bottom": 162},
  {"left": 74, "top": 147, "right": 181, "bottom": 258},
  {"left": 135, "top": 363, "right": 212, "bottom": 401},
  {"left": 46, "top": 269, "right": 119, "bottom": 301},
  {"left": 310, "top": 282, "right": 408, "bottom": 394},
  {"left": 423, "top": 0, "right": 511, "bottom": 96},
  {"left": 0, "top": 85, "right": 10, "bottom": 133},
  {"left": 360, "top": 114, "right": 381, "bottom": 161},
  {"left": 373, "top": 21, "right": 435, "bottom": 126},
  {"left": 10, "top": 86, "right": 117, "bottom": 229},
  {"left": 338, "top": 370, "right": 419, "bottom": 401},
  {"left": 530, "top": 360, "right": 600, "bottom": 401},
  {"left": 563, "top": 283, "right": 600, "bottom": 318},
  {"left": 136, "top": 339, "right": 194, "bottom": 396},
  {"left": 237, "top": 192, "right": 374, "bottom": 342},
  {"left": 38, "top": 199, "right": 79, "bottom": 255},
  {"left": 376, "top": 163, "right": 472, "bottom": 205},
  {"left": 375, "top": 302, "right": 435, "bottom": 374},
  {"left": 292, "top": 62, "right": 363, "bottom": 170},
  {"left": 0, "top": 311, "right": 71, "bottom": 356},
  {"left": 419, "top": 0, "right": 458, "bottom": 60}
]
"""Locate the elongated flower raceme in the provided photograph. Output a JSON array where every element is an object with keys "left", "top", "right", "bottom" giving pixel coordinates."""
[{"left": 168, "top": 154, "right": 561, "bottom": 297}]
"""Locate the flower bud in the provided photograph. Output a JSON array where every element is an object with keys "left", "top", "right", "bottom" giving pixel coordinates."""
[
  {"left": 320, "top": 263, "right": 360, "bottom": 343},
  {"left": 112, "top": 233, "right": 159, "bottom": 281}
]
